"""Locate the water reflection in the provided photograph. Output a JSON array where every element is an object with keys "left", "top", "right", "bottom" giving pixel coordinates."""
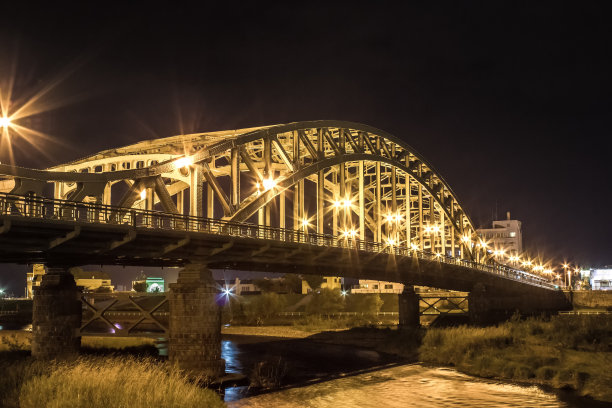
[
  {"left": 221, "top": 337, "right": 600, "bottom": 408},
  {"left": 228, "top": 365, "right": 579, "bottom": 408}
]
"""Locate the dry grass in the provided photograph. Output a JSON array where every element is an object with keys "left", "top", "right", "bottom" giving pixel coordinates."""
[
  {"left": 419, "top": 315, "right": 612, "bottom": 403},
  {"left": 0, "top": 355, "right": 224, "bottom": 408},
  {"left": 0, "top": 332, "right": 224, "bottom": 408}
]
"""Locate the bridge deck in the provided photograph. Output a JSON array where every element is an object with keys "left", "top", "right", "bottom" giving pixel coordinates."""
[{"left": 0, "top": 193, "right": 556, "bottom": 295}]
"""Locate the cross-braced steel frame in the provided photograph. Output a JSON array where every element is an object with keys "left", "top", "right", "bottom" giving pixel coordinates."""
[{"left": 0, "top": 121, "right": 487, "bottom": 262}]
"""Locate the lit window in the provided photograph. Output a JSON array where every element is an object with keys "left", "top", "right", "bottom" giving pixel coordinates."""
[{"left": 510, "top": 232, "right": 516, "bottom": 237}]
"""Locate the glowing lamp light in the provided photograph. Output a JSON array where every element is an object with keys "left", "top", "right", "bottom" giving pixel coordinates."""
[
  {"left": 432, "top": 225, "right": 440, "bottom": 233},
  {"left": 301, "top": 219, "right": 310, "bottom": 228},
  {"left": 140, "top": 190, "right": 147, "bottom": 200},
  {"left": 0, "top": 116, "right": 11, "bottom": 129},
  {"left": 333, "top": 200, "right": 342, "bottom": 208},
  {"left": 410, "top": 243, "right": 419, "bottom": 251},
  {"left": 343, "top": 199, "right": 351, "bottom": 208},
  {"left": 387, "top": 238, "right": 396, "bottom": 246},
  {"left": 262, "top": 177, "right": 276, "bottom": 190},
  {"left": 461, "top": 235, "right": 471, "bottom": 243},
  {"left": 435, "top": 253, "right": 442, "bottom": 258},
  {"left": 349, "top": 229, "right": 357, "bottom": 237},
  {"left": 341, "top": 290, "right": 348, "bottom": 297},
  {"left": 174, "top": 156, "right": 194, "bottom": 169}
]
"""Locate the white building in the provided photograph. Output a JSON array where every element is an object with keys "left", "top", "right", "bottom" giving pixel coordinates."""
[
  {"left": 218, "top": 278, "right": 260, "bottom": 295},
  {"left": 351, "top": 280, "right": 404, "bottom": 294},
  {"left": 476, "top": 212, "right": 523, "bottom": 257},
  {"left": 583, "top": 269, "right": 612, "bottom": 290}
]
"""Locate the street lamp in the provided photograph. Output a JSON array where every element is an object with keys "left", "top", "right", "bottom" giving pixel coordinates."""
[{"left": 0, "top": 116, "right": 11, "bottom": 129}]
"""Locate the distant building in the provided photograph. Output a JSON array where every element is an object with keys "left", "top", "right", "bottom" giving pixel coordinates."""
[
  {"left": 476, "top": 212, "right": 523, "bottom": 257},
  {"left": 132, "top": 276, "right": 166, "bottom": 293},
  {"left": 581, "top": 268, "right": 612, "bottom": 290},
  {"left": 26, "top": 265, "right": 114, "bottom": 297},
  {"left": 301, "top": 276, "right": 343, "bottom": 294},
  {"left": 26, "top": 264, "right": 46, "bottom": 298},
  {"left": 351, "top": 280, "right": 404, "bottom": 294},
  {"left": 217, "top": 278, "right": 260, "bottom": 295},
  {"left": 72, "top": 269, "right": 114, "bottom": 292}
]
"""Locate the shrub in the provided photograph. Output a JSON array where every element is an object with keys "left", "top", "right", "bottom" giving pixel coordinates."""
[
  {"left": 17, "top": 357, "right": 225, "bottom": 408},
  {"left": 306, "top": 288, "right": 344, "bottom": 315}
]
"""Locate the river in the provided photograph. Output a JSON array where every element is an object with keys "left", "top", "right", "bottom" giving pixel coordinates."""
[{"left": 221, "top": 336, "right": 609, "bottom": 408}]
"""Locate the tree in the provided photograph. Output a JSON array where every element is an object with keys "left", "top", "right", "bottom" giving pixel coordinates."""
[
  {"left": 345, "top": 294, "right": 383, "bottom": 316},
  {"left": 133, "top": 281, "right": 147, "bottom": 292},
  {"left": 244, "top": 293, "right": 287, "bottom": 324},
  {"left": 302, "top": 274, "right": 324, "bottom": 291},
  {"left": 254, "top": 278, "right": 276, "bottom": 293},
  {"left": 306, "top": 288, "right": 344, "bottom": 314},
  {"left": 282, "top": 274, "right": 302, "bottom": 294}
]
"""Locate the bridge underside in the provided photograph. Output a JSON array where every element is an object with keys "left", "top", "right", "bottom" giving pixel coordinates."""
[{"left": 1, "top": 214, "right": 559, "bottom": 299}]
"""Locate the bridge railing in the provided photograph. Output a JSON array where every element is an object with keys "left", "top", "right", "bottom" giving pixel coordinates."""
[{"left": 0, "top": 192, "right": 555, "bottom": 290}]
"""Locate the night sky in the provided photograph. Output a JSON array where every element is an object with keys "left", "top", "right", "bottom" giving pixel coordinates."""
[{"left": 1, "top": 3, "right": 611, "bottom": 294}]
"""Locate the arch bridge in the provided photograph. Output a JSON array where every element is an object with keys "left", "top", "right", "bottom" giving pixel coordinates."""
[{"left": 0, "top": 120, "right": 569, "bottom": 378}]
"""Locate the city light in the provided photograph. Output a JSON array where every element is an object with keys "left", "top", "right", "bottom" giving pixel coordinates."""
[
  {"left": 341, "top": 290, "right": 348, "bottom": 297},
  {"left": 301, "top": 218, "right": 310, "bottom": 228},
  {"left": 461, "top": 235, "right": 471, "bottom": 243},
  {"left": 0, "top": 116, "right": 11, "bottom": 129},
  {"left": 387, "top": 238, "right": 396, "bottom": 246},
  {"left": 139, "top": 190, "right": 147, "bottom": 200},
  {"left": 174, "top": 156, "right": 193, "bottom": 169},
  {"left": 262, "top": 177, "right": 277, "bottom": 190},
  {"left": 333, "top": 200, "right": 342, "bottom": 208},
  {"left": 343, "top": 199, "right": 351, "bottom": 208},
  {"left": 410, "top": 243, "right": 419, "bottom": 251}
]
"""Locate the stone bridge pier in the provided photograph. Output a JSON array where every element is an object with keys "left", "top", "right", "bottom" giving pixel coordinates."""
[
  {"left": 32, "top": 266, "right": 82, "bottom": 359},
  {"left": 168, "top": 263, "right": 225, "bottom": 380}
]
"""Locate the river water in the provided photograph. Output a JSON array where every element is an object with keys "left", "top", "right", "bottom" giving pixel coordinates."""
[{"left": 221, "top": 336, "right": 608, "bottom": 408}]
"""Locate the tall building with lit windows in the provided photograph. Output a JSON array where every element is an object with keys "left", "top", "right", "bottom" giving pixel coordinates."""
[{"left": 476, "top": 212, "right": 523, "bottom": 257}]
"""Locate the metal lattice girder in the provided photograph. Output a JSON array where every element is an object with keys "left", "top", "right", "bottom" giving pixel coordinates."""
[
  {"left": 80, "top": 292, "right": 168, "bottom": 337},
  {"left": 419, "top": 293, "right": 469, "bottom": 315},
  {"left": 0, "top": 121, "right": 486, "bottom": 261}
]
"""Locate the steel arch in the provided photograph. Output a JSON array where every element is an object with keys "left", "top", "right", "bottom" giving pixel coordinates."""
[{"left": 0, "top": 120, "right": 485, "bottom": 261}]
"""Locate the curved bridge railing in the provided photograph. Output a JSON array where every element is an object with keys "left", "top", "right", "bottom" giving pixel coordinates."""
[{"left": 0, "top": 192, "right": 556, "bottom": 290}]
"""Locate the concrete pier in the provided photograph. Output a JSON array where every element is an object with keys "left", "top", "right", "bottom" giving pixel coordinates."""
[
  {"left": 398, "top": 285, "right": 420, "bottom": 328},
  {"left": 168, "top": 263, "right": 225, "bottom": 379},
  {"left": 31, "top": 266, "right": 82, "bottom": 359}
]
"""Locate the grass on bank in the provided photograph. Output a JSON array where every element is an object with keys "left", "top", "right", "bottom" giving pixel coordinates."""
[
  {"left": 0, "top": 333, "right": 224, "bottom": 408},
  {"left": 419, "top": 314, "right": 612, "bottom": 402}
]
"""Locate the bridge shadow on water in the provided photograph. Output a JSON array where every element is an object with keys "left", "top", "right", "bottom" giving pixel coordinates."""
[{"left": 222, "top": 332, "right": 413, "bottom": 401}]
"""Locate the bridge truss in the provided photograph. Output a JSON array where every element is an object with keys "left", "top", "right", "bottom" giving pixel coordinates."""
[{"left": 0, "top": 121, "right": 487, "bottom": 262}]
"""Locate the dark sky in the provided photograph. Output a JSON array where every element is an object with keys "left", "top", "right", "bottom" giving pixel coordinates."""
[{"left": 1, "top": 3, "right": 611, "bottom": 293}]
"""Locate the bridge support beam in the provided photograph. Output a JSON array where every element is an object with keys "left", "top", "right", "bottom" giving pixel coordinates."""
[
  {"left": 468, "top": 283, "right": 572, "bottom": 325},
  {"left": 468, "top": 283, "right": 492, "bottom": 325},
  {"left": 398, "top": 286, "right": 420, "bottom": 329},
  {"left": 168, "top": 264, "right": 225, "bottom": 380},
  {"left": 32, "top": 266, "right": 82, "bottom": 359}
]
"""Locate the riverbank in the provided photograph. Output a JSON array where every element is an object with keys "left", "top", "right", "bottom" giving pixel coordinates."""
[
  {"left": 419, "top": 315, "right": 612, "bottom": 403},
  {"left": 0, "top": 333, "right": 225, "bottom": 408},
  {"left": 224, "top": 314, "right": 612, "bottom": 403}
]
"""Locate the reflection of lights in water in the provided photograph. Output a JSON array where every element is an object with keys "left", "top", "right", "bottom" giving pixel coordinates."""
[{"left": 230, "top": 364, "right": 567, "bottom": 406}]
